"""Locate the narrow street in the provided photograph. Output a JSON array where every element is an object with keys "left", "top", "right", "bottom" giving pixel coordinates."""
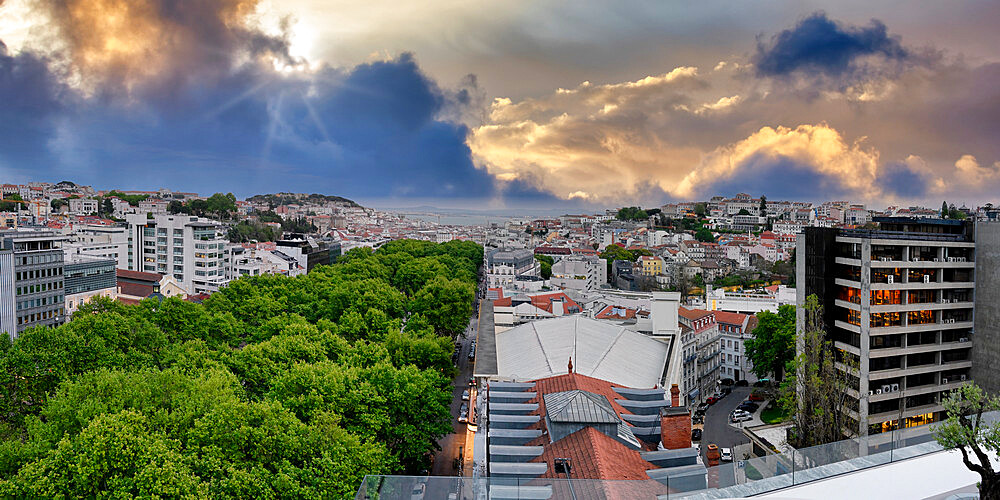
[{"left": 430, "top": 314, "right": 479, "bottom": 477}]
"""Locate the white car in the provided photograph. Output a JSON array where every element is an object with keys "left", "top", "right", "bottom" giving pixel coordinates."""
[
  {"left": 720, "top": 448, "right": 733, "bottom": 462},
  {"left": 731, "top": 410, "right": 753, "bottom": 423},
  {"left": 410, "top": 482, "right": 426, "bottom": 500}
]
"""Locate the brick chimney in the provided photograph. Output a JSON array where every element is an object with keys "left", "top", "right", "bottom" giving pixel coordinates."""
[{"left": 660, "top": 389, "right": 691, "bottom": 450}]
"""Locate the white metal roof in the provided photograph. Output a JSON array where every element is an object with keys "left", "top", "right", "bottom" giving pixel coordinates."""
[{"left": 494, "top": 316, "right": 669, "bottom": 388}]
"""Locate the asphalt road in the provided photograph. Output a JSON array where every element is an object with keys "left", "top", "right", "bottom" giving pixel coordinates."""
[
  {"left": 701, "top": 386, "right": 753, "bottom": 462},
  {"left": 430, "top": 314, "right": 479, "bottom": 478}
]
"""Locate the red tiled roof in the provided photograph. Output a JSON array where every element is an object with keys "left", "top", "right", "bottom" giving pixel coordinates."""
[
  {"left": 678, "top": 306, "right": 713, "bottom": 321},
  {"left": 493, "top": 297, "right": 512, "bottom": 306},
  {"left": 117, "top": 269, "right": 161, "bottom": 283},
  {"left": 531, "top": 426, "right": 656, "bottom": 480},
  {"left": 712, "top": 310, "right": 749, "bottom": 327},
  {"left": 118, "top": 282, "right": 155, "bottom": 298},
  {"left": 595, "top": 305, "right": 637, "bottom": 320},
  {"left": 529, "top": 292, "right": 581, "bottom": 314},
  {"left": 117, "top": 297, "right": 140, "bottom": 305}
]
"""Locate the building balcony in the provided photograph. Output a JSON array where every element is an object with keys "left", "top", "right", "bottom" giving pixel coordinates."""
[
  {"left": 870, "top": 360, "right": 971, "bottom": 380},
  {"left": 869, "top": 339, "right": 973, "bottom": 359},
  {"left": 870, "top": 259, "right": 974, "bottom": 269},
  {"left": 869, "top": 320, "right": 973, "bottom": 335},
  {"left": 870, "top": 281, "right": 975, "bottom": 291},
  {"left": 870, "top": 301, "right": 973, "bottom": 313},
  {"left": 867, "top": 403, "right": 943, "bottom": 424}
]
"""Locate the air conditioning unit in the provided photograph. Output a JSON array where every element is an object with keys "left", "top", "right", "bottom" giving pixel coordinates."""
[
  {"left": 891, "top": 383, "right": 900, "bottom": 392},
  {"left": 875, "top": 388, "right": 883, "bottom": 395},
  {"left": 882, "top": 385, "right": 892, "bottom": 393},
  {"left": 960, "top": 257, "right": 967, "bottom": 262},
  {"left": 934, "top": 258, "right": 941, "bottom": 262},
  {"left": 960, "top": 337, "right": 969, "bottom": 343},
  {"left": 869, "top": 390, "right": 875, "bottom": 396},
  {"left": 962, "top": 375, "right": 967, "bottom": 381},
  {"left": 924, "top": 275, "right": 931, "bottom": 283},
  {"left": 942, "top": 378, "right": 949, "bottom": 384},
  {"left": 887, "top": 275, "right": 894, "bottom": 284}
]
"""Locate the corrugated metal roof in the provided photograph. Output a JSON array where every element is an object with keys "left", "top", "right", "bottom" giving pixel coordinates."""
[
  {"left": 544, "top": 390, "right": 619, "bottom": 424},
  {"left": 495, "top": 316, "right": 669, "bottom": 388}
]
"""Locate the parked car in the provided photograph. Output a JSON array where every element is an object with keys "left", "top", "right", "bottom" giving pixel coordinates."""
[
  {"left": 459, "top": 403, "right": 469, "bottom": 422},
  {"left": 735, "top": 379, "right": 749, "bottom": 387},
  {"left": 705, "top": 396, "right": 719, "bottom": 405},
  {"left": 720, "top": 448, "right": 733, "bottom": 462},
  {"left": 697, "top": 402, "right": 710, "bottom": 412},
  {"left": 748, "top": 392, "right": 766, "bottom": 402},
  {"left": 411, "top": 482, "right": 426, "bottom": 500},
  {"left": 731, "top": 411, "right": 753, "bottom": 423},
  {"left": 738, "top": 401, "right": 760, "bottom": 412},
  {"left": 468, "top": 348, "right": 476, "bottom": 360},
  {"left": 691, "top": 428, "right": 702, "bottom": 441},
  {"left": 720, "top": 387, "right": 732, "bottom": 396},
  {"left": 692, "top": 415, "right": 704, "bottom": 425},
  {"left": 462, "top": 389, "right": 470, "bottom": 400}
]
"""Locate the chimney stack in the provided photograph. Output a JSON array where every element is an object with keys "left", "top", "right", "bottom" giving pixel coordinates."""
[{"left": 660, "top": 385, "right": 691, "bottom": 450}]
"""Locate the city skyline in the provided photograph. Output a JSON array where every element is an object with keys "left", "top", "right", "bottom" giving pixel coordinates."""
[{"left": 1, "top": 1, "right": 999, "bottom": 209}]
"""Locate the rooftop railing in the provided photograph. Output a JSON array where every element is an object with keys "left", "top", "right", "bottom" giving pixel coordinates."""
[{"left": 356, "top": 411, "right": 1000, "bottom": 499}]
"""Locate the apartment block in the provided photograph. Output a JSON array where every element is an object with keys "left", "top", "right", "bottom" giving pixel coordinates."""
[
  {"left": 0, "top": 230, "right": 67, "bottom": 338},
  {"left": 126, "top": 214, "right": 228, "bottom": 295},
  {"left": 549, "top": 254, "right": 607, "bottom": 291},
  {"left": 797, "top": 217, "right": 975, "bottom": 436},
  {"left": 485, "top": 248, "right": 538, "bottom": 289}
]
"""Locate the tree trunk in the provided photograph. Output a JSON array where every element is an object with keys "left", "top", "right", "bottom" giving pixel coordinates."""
[{"left": 981, "top": 474, "right": 1000, "bottom": 500}]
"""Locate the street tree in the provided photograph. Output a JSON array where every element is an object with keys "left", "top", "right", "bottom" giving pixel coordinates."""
[
  {"left": 744, "top": 304, "right": 795, "bottom": 380},
  {"left": 934, "top": 384, "right": 1000, "bottom": 499},
  {"left": 780, "top": 295, "right": 858, "bottom": 448}
]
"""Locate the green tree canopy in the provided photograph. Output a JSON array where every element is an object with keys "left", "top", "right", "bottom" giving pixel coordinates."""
[
  {"left": 616, "top": 206, "right": 648, "bottom": 221},
  {"left": 695, "top": 227, "right": 716, "bottom": 242},
  {"left": 744, "top": 304, "right": 795, "bottom": 380},
  {"left": 0, "top": 239, "right": 482, "bottom": 495}
]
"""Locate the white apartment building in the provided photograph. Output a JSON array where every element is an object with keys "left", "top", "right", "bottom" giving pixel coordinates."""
[
  {"left": 68, "top": 225, "right": 129, "bottom": 268},
  {"left": 485, "top": 248, "right": 538, "bottom": 289},
  {"left": 68, "top": 198, "right": 98, "bottom": 214},
  {"left": 714, "top": 310, "right": 758, "bottom": 383},
  {"left": 549, "top": 254, "right": 607, "bottom": 291},
  {"left": 126, "top": 214, "right": 229, "bottom": 295}
]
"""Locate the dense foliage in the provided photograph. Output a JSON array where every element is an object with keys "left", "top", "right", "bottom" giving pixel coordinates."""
[
  {"left": 616, "top": 206, "right": 648, "bottom": 221},
  {"left": 535, "top": 254, "right": 554, "bottom": 279},
  {"left": 744, "top": 304, "right": 795, "bottom": 380},
  {"left": 0, "top": 194, "right": 25, "bottom": 212},
  {"left": 248, "top": 193, "right": 359, "bottom": 208},
  {"left": 167, "top": 193, "right": 238, "bottom": 220},
  {"left": 105, "top": 190, "right": 150, "bottom": 206},
  {"left": 0, "top": 239, "right": 481, "bottom": 498},
  {"left": 227, "top": 220, "right": 279, "bottom": 243}
]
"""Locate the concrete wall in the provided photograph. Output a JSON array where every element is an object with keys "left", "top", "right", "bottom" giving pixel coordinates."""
[{"left": 972, "top": 222, "right": 1000, "bottom": 394}]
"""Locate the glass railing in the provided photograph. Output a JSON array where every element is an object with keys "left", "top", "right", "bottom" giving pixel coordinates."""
[{"left": 357, "top": 411, "right": 1000, "bottom": 499}]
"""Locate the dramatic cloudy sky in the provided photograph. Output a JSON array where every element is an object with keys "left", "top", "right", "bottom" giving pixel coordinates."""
[{"left": 1, "top": 1, "right": 999, "bottom": 209}]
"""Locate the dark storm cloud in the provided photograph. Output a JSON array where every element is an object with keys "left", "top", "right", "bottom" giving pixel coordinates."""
[
  {"left": 0, "top": 41, "right": 67, "bottom": 173},
  {"left": 2, "top": 0, "right": 503, "bottom": 200},
  {"left": 44, "top": 53, "right": 498, "bottom": 198},
  {"left": 753, "top": 12, "right": 914, "bottom": 87},
  {"left": 697, "top": 154, "right": 858, "bottom": 202},
  {"left": 877, "top": 161, "right": 931, "bottom": 198}
]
